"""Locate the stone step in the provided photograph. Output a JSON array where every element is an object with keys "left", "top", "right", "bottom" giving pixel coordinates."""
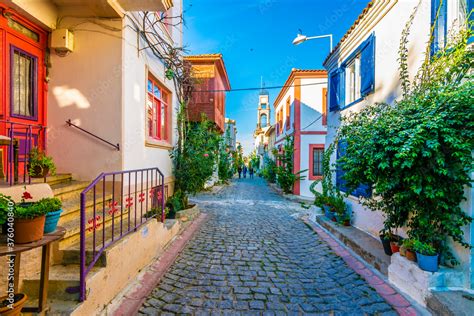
[
  {"left": 21, "top": 298, "right": 81, "bottom": 316},
  {"left": 426, "top": 291, "right": 474, "bottom": 316},
  {"left": 31, "top": 173, "right": 73, "bottom": 186},
  {"left": 58, "top": 206, "right": 137, "bottom": 249},
  {"left": 51, "top": 180, "right": 90, "bottom": 201},
  {"left": 58, "top": 192, "right": 113, "bottom": 227},
  {"left": 21, "top": 264, "right": 102, "bottom": 301},
  {"left": 315, "top": 215, "right": 391, "bottom": 275}
]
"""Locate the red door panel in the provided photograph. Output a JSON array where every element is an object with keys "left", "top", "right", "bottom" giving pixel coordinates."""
[{"left": 0, "top": 7, "right": 47, "bottom": 181}]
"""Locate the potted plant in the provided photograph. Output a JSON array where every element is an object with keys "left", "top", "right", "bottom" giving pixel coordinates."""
[
  {"left": 322, "top": 195, "right": 337, "bottom": 221},
  {"left": 13, "top": 190, "right": 47, "bottom": 244},
  {"left": 390, "top": 236, "right": 402, "bottom": 254},
  {"left": 28, "top": 147, "right": 56, "bottom": 178},
  {"left": 413, "top": 240, "right": 439, "bottom": 272},
  {"left": 379, "top": 230, "right": 393, "bottom": 256},
  {"left": 332, "top": 195, "right": 350, "bottom": 226},
  {"left": 0, "top": 293, "right": 28, "bottom": 316},
  {"left": 401, "top": 239, "right": 417, "bottom": 262},
  {"left": 39, "top": 198, "right": 63, "bottom": 233}
]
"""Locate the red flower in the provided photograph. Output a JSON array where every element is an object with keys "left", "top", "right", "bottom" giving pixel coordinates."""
[
  {"left": 203, "top": 153, "right": 209, "bottom": 157},
  {"left": 22, "top": 191, "right": 33, "bottom": 200}
]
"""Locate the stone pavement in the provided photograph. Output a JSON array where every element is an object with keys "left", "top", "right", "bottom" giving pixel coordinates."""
[{"left": 139, "top": 178, "right": 399, "bottom": 315}]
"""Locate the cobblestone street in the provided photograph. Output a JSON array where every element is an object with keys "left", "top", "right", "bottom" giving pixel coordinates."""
[{"left": 140, "top": 178, "right": 396, "bottom": 315}]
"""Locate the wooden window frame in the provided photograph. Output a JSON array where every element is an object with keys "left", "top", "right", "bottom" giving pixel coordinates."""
[
  {"left": 309, "top": 144, "right": 324, "bottom": 180},
  {"left": 146, "top": 73, "right": 171, "bottom": 144}
]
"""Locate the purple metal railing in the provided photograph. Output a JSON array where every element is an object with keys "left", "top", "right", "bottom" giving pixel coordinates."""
[
  {"left": 79, "top": 167, "right": 166, "bottom": 301},
  {"left": 0, "top": 119, "right": 46, "bottom": 186}
]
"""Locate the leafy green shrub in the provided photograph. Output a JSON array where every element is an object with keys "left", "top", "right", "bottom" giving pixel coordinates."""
[
  {"left": 336, "top": 12, "right": 473, "bottom": 264},
  {"left": 0, "top": 194, "right": 14, "bottom": 225},
  {"left": 262, "top": 158, "right": 277, "bottom": 183},
  {"left": 413, "top": 240, "right": 437, "bottom": 256},
  {"left": 37, "top": 197, "right": 62, "bottom": 213},
  {"left": 171, "top": 117, "right": 221, "bottom": 196},
  {"left": 275, "top": 136, "right": 306, "bottom": 193}
]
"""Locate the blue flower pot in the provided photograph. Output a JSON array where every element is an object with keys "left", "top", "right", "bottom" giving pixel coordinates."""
[
  {"left": 416, "top": 252, "right": 439, "bottom": 272},
  {"left": 44, "top": 209, "right": 63, "bottom": 233},
  {"left": 323, "top": 205, "right": 335, "bottom": 221}
]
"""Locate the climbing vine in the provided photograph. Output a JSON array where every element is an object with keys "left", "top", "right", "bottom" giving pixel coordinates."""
[{"left": 337, "top": 11, "right": 473, "bottom": 264}]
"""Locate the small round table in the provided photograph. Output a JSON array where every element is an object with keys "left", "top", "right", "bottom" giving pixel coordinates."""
[{"left": 0, "top": 227, "right": 66, "bottom": 314}]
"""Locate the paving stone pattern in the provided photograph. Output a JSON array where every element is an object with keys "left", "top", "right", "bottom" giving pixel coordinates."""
[{"left": 140, "top": 178, "right": 396, "bottom": 315}]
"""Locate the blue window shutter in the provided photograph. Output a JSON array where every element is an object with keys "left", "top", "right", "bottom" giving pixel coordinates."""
[
  {"left": 360, "top": 34, "right": 376, "bottom": 96},
  {"left": 336, "top": 139, "right": 372, "bottom": 197},
  {"left": 336, "top": 140, "right": 348, "bottom": 192},
  {"left": 431, "top": 0, "right": 447, "bottom": 55},
  {"left": 329, "top": 70, "right": 339, "bottom": 111}
]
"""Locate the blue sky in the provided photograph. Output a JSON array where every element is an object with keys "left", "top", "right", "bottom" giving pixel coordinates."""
[{"left": 184, "top": 0, "right": 370, "bottom": 154}]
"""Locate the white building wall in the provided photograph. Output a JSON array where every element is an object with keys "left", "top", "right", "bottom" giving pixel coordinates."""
[
  {"left": 325, "top": 0, "right": 473, "bottom": 288},
  {"left": 299, "top": 77, "right": 327, "bottom": 197},
  {"left": 274, "top": 87, "right": 294, "bottom": 144},
  {"left": 47, "top": 18, "right": 123, "bottom": 180},
  {"left": 121, "top": 9, "right": 182, "bottom": 181},
  {"left": 300, "top": 77, "right": 327, "bottom": 132}
]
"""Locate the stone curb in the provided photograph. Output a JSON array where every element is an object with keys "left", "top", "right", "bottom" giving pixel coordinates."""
[
  {"left": 303, "top": 218, "right": 419, "bottom": 316},
  {"left": 110, "top": 213, "right": 208, "bottom": 316}
]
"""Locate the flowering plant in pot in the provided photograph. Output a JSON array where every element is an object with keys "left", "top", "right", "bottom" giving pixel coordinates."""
[
  {"left": 13, "top": 191, "right": 47, "bottom": 244},
  {"left": 38, "top": 198, "right": 63, "bottom": 233},
  {"left": 413, "top": 240, "right": 439, "bottom": 272},
  {"left": 28, "top": 147, "right": 56, "bottom": 178}
]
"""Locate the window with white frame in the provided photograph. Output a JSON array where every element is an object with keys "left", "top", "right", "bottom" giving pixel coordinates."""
[{"left": 345, "top": 55, "right": 361, "bottom": 105}]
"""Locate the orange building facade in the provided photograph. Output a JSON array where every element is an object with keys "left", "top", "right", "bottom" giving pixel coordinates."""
[{"left": 184, "top": 54, "right": 231, "bottom": 133}]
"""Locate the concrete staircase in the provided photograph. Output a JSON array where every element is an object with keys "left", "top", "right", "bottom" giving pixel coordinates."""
[
  {"left": 21, "top": 175, "right": 112, "bottom": 313},
  {"left": 20, "top": 174, "right": 180, "bottom": 315}
]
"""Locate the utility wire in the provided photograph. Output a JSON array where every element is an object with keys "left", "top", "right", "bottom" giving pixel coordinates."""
[
  {"left": 193, "top": 81, "right": 328, "bottom": 93},
  {"left": 301, "top": 114, "right": 323, "bottom": 131}
]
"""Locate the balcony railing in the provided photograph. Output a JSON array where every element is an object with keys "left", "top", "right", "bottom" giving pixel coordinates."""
[
  {"left": 0, "top": 120, "right": 46, "bottom": 186},
  {"left": 79, "top": 167, "right": 166, "bottom": 301}
]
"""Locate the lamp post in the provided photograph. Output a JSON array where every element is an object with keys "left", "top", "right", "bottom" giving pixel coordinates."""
[{"left": 292, "top": 33, "right": 333, "bottom": 52}]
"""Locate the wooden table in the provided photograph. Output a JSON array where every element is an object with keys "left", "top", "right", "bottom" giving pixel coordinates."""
[{"left": 0, "top": 227, "right": 66, "bottom": 314}]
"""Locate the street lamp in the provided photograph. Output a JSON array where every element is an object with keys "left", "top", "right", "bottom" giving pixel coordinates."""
[{"left": 292, "top": 33, "right": 333, "bottom": 52}]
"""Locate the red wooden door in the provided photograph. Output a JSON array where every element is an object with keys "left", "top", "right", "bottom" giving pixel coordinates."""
[{"left": 0, "top": 6, "right": 47, "bottom": 180}]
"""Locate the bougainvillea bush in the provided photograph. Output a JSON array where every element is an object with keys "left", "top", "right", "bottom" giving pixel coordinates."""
[{"left": 337, "top": 18, "right": 473, "bottom": 264}]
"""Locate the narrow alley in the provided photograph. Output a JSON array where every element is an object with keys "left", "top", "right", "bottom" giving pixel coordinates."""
[{"left": 139, "top": 179, "right": 396, "bottom": 315}]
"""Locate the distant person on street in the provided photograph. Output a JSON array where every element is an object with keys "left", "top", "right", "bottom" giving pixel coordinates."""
[
  {"left": 238, "top": 166, "right": 242, "bottom": 178},
  {"left": 249, "top": 166, "right": 254, "bottom": 179},
  {"left": 243, "top": 165, "right": 248, "bottom": 178}
]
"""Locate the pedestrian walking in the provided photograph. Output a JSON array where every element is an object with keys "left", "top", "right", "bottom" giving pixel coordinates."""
[
  {"left": 237, "top": 165, "right": 242, "bottom": 178},
  {"left": 249, "top": 166, "right": 254, "bottom": 179},
  {"left": 243, "top": 165, "right": 248, "bottom": 178}
]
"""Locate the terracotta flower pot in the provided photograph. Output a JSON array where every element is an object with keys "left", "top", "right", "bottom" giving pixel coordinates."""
[
  {"left": 390, "top": 241, "right": 400, "bottom": 254},
  {"left": 0, "top": 293, "right": 28, "bottom": 316},
  {"left": 14, "top": 215, "right": 46, "bottom": 244},
  {"left": 405, "top": 249, "right": 417, "bottom": 262}
]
